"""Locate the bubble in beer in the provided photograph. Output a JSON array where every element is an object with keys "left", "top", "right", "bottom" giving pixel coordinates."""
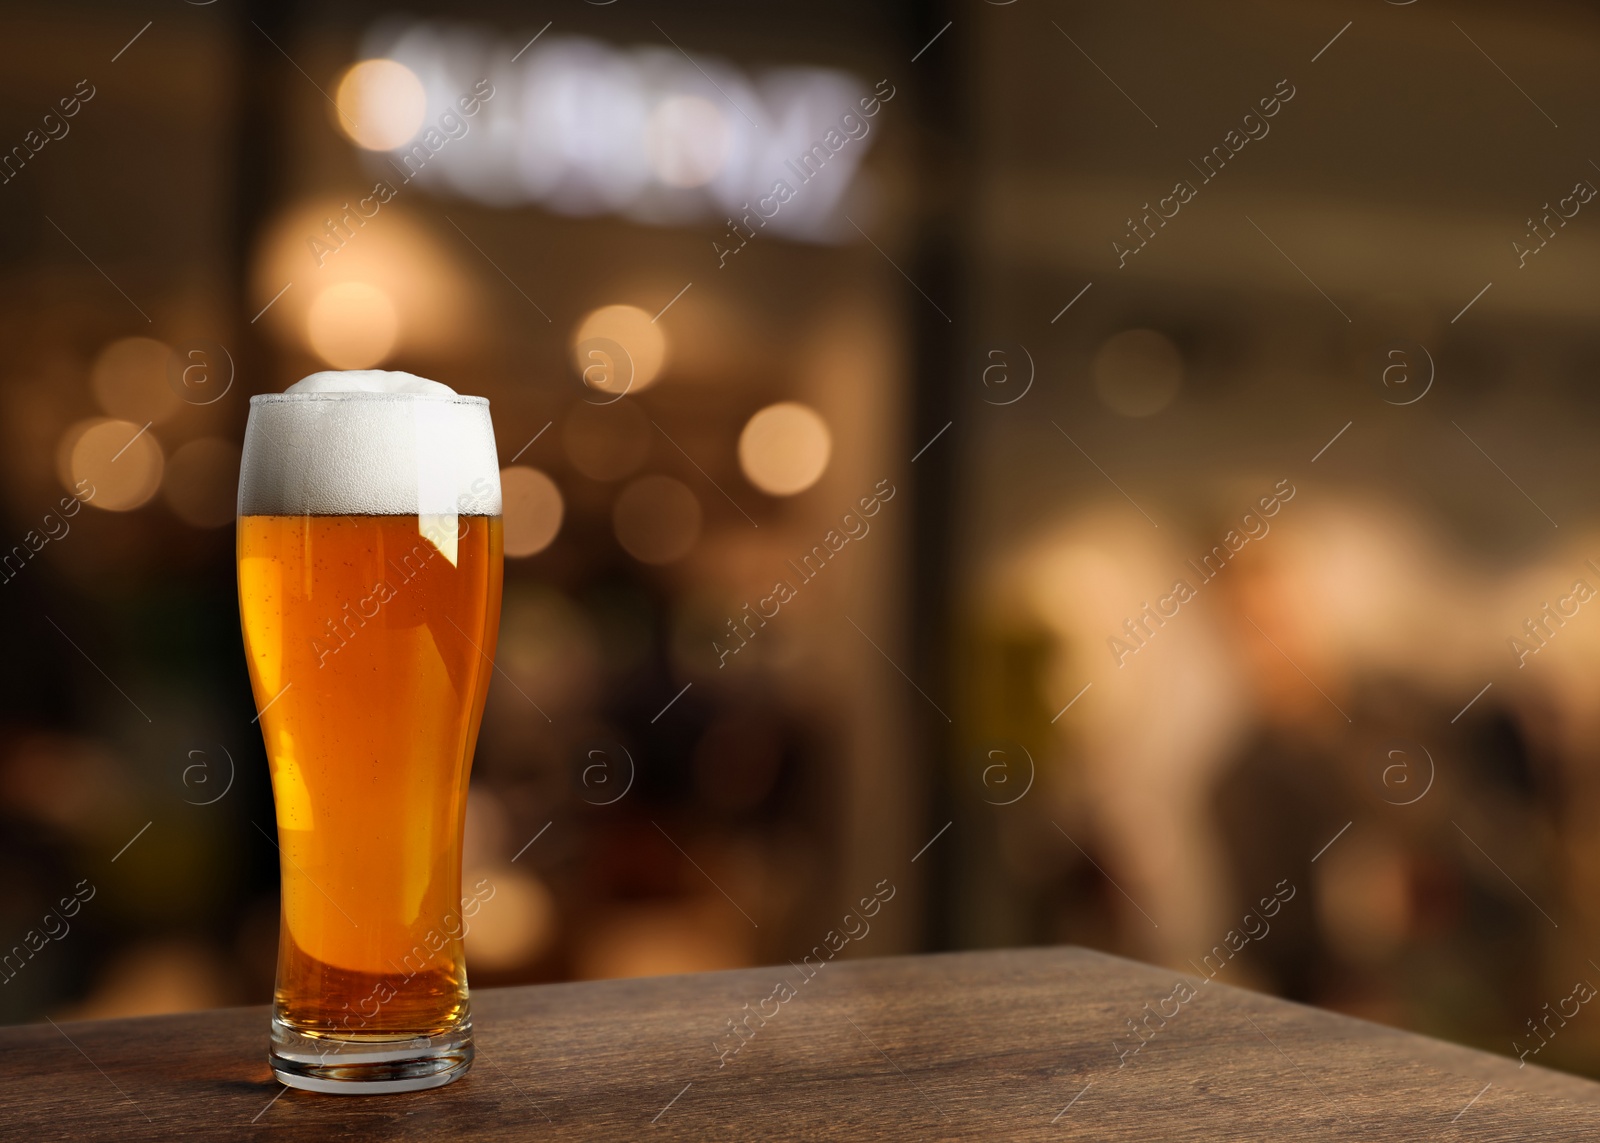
[
  {"left": 335, "top": 59, "right": 428, "bottom": 151},
  {"left": 306, "top": 282, "right": 399, "bottom": 369},
  {"left": 613, "top": 475, "right": 700, "bottom": 564},
  {"left": 61, "top": 417, "right": 164, "bottom": 511},
  {"left": 92, "top": 337, "right": 181, "bottom": 425},
  {"left": 738, "top": 402, "right": 831, "bottom": 496},
  {"left": 572, "top": 305, "right": 665, "bottom": 393},
  {"left": 164, "top": 437, "right": 241, "bottom": 528},
  {"left": 500, "top": 466, "right": 563, "bottom": 557}
]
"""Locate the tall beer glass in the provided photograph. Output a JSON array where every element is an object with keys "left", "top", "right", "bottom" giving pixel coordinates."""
[{"left": 237, "top": 371, "right": 503, "bottom": 1092}]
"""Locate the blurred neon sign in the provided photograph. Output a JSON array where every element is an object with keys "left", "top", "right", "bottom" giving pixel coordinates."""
[{"left": 355, "top": 21, "right": 883, "bottom": 243}]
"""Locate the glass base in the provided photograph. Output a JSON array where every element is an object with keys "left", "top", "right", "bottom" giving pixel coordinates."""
[{"left": 269, "top": 1014, "right": 473, "bottom": 1094}]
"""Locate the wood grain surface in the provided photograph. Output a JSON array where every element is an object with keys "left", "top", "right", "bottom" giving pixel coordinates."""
[{"left": 2, "top": 946, "right": 1597, "bottom": 1140}]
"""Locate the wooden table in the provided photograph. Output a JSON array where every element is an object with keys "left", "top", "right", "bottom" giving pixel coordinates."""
[{"left": 3, "top": 946, "right": 1597, "bottom": 1140}]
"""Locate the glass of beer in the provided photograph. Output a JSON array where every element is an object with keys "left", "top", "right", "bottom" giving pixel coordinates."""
[{"left": 237, "top": 371, "right": 503, "bottom": 1093}]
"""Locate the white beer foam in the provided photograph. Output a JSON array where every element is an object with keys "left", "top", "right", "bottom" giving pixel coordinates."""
[
  {"left": 239, "top": 370, "right": 503, "bottom": 516},
  {"left": 286, "top": 370, "right": 457, "bottom": 397}
]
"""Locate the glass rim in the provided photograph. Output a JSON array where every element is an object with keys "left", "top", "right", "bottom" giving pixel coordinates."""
[{"left": 248, "top": 392, "right": 490, "bottom": 406}]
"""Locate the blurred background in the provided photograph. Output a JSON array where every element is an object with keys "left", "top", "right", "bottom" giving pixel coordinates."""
[{"left": 4, "top": 0, "right": 1600, "bottom": 1080}]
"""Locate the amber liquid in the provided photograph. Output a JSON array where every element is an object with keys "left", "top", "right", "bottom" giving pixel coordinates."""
[{"left": 238, "top": 514, "right": 502, "bottom": 1039}]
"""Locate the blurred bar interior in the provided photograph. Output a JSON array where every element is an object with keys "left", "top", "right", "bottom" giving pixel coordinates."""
[{"left": 4, "top": 0, "right": 1600, "bottom": 1079}]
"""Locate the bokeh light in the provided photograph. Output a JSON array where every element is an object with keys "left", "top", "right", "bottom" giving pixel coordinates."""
[
  {"left": 572, "top": 304, "right": 667, "bottom": 396},
  {"left": 462, "top": 787, "right": 511, "bottom": 869},
  {"left": 59, "top": 418, "right": 164, "bottom": 512},
  {"left": 334, "top": 59, "right": 428, "bottom": 151},
  {"left": 574, "top": 901, "right": 752, "bottom": 980},
  {"left": 500, "top": 465, "right": 564, "bottom": 557},
  {"left": 464, "top": 866, "right": 557, "bottom": 971},
  {"left": 68, "top": 940, "right": 232, "bottom": 1020},
  {"left": 306, "top": 281, "right": 399, "bottom": 368},
  {"left": 1316, "top": 834, "right": 1410, "bottom": 965},
  {"left": 613, "top": 475, "right": 701, "bottom": 564},
  {"left": 738, "top": 402, "right": 831, "bottom": 495},
  {"left": 1, "top": 733, "right": 130, "bottom": 835},
  {"left": 253, "top": 198, "right": 476, "bottom": 360},
  {"left": 1092, "top": 329, "right": 1183, "bottom": 417},
  {"left": 562, "top": 398, "right": 650, "bottom": 481},
  {"left": 163, "top": 438, "right": 240, "bottom": 528},
  {"left": 91, "top": 337, "right": 181, "bottom": 425},
  {"left": 341, "top": 25, "right": 879, "bottom": 236},
  {"left": 645, "top": 95, "right": 731, "bottom": 188}
]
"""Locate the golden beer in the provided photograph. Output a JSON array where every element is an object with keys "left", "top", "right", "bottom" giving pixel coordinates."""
[{"left": 238, "top": 376, "right": 503, "bottom": 1092}]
